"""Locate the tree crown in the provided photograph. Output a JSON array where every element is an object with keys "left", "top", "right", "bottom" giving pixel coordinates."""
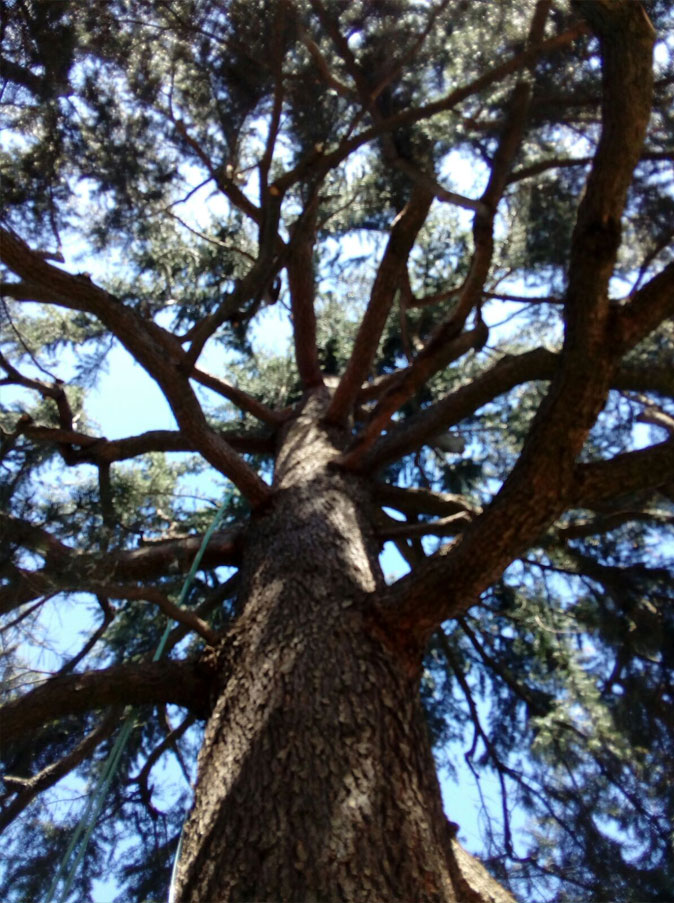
[{"left": 1, "top": 1, "right": 673, "bottom": 900}]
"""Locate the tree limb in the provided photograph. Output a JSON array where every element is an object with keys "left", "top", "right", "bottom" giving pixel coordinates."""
[
  {"left": 0, "top": 226, "right": 272, "bottom": 506},
  {"left": 363, "top": 346, "right": 674, "bottom": 472},
  {"left": 190, "top": 368, "right": 286, "bottom": 426},
  {"left": 55, "top": 597, "right": 115, "bottom": 676},
  {"left": 364, "top": 348, "right": 556, "bottom": 471},
  {"left": 324, "top": 184, "right": 433, "bottom": 426},
  {"left": 171, "top": 115, "right": 262, "bottom": 226},
  {"left": 338, "top": 323, "right": 488, "bottom": 468},
  {"left": 0, "top": 517, "right": 242, "bottom": 615},
  {"left": 611, "top": 260, "right": 674, "bottom": 353},
  {"left": 375, "top": 3, "right": 657, "bottom": 644},
  {"left": 257, "top": 2, "right": 287, "bottom": 193},
  {"left": 183, "top": 196, "right": 285, "bottom": 366},
  {"left": 377, "top": 511, "right": 473, "bottom": 541},
  {"left": 389, "top": 157, "right": 487, "bottom": 214},
  {"left": 286, "top": 203, "right": 323, "bottom": 388},
  {"left": 0, "top": 660, "right": 213, "bottom": 746},
  {"left": 556, "top": 508, "right": 673, "bottom": 540},
  {"left": 570, "top": 437, "right": 674, "bottom": 509},
  {"left": 89, "top": 584, "right": 219, "bottom": 646},
  {"left": 373, "top": 483, "right": 479, "bottom": 518},
  {"left": 130, "top": 711, "right": 196, "bottom": 818},
  {"left": 0, "top": 708, "right": 121, "bottom": 832},
  {"left": 16, "top": 423, "right": 275, "bottom": 462},
  {"left": 0, "top": 511, "right": 73, "bottom": 565},
  {"left": 338, "top": 3, "right": 550, "bottom": 462},
  {"left": 0, "top": 54, "right": 47, "bottom": 96},
  {"left": 162, "top": 573, "right": 239, "bottom": 658}
]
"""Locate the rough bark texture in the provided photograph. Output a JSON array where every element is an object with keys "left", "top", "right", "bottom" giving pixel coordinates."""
[{"left": 174, "top": 390, "right": 513, "bottom": 902}]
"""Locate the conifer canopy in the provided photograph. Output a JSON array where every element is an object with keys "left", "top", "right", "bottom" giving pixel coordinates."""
[{"left": 1, "top": 2, "right": 673, "bottom": 901}]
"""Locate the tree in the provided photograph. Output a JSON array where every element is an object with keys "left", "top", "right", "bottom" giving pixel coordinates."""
[{"left": 1, "top": 0, "right": 673, "bottom": 899}]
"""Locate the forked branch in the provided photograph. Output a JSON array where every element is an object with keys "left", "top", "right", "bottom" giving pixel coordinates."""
[
  {"left": 338, "top": 3, "right": 550, "bottom": 465},
  {"left": 324, "top": 184, "right": 433, "bottom": 426},
  {"left": 0, "top": 226, "right": 272, "bottom": 507},
  {"left": 376, "top": 0, "right": 657, "bottom": 645}
]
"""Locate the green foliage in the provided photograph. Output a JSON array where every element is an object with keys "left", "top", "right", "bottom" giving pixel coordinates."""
[{"left": 1, "top": 1, "right": 673, "bottom": 901}]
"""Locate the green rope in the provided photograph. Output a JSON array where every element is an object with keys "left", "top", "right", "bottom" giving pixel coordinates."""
[
  {"left": 167, "top": 824, "right": 185, "bottom": 903},
  {"left": 46, "top": 498, "right": 231, "bottom": 903}
]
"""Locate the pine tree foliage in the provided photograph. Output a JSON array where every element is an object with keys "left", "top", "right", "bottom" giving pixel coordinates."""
[{"left": 1, "top": 1, "right": 673, "bottom": 900}]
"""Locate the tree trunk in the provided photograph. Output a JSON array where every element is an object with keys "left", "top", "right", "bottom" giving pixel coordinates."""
[{"left": 174, "top": 389, "right": 514, "bottom": 902}]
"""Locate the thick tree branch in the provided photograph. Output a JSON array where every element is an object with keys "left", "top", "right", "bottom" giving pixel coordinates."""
[
  {"left": 0, "top": 518, "right": 242, "bottom": 615},
  {"left": 0, "top": 351, "right": 63, "bottom": 401},
  {"left": 257, "top": 2, "right": 286, "bottom": 192},
  {"left": 557, "top": 508, "right": 672, "bottom": 540},
  {"left": 374, "top": 483, "right": 479, "bottom": 518},
  {"left": 1, "top": 513, "right": 242, "bottom": 576},
  {"left": 324, "top": 185, "right": 433, "bottom": 426},
  {"left": 0, "top": 280, "right": 50, "bottom": 302},
  {"left": 338, "top": 323, "right": 489, "bottom": 468},
  {"left": 143, "top": 382, "right": 271, "bottom": 508},
  {"left": 183, "top": 196, "right": 285, "bottom": 366},
  {"left": 375, "top": 432, "right": 673, "bottom": 650},
  {"left": 0, "top": 570, "right": 231, "bottom": 637},
  {"left": 92, "top": 584, "right": 219, "bottom": 645},
  {"left": 286, "top": 205, "right": 323, "bottom": 388},
  {"left": 482, "top": 290, "right": 564, "bottom": 306},
  {"left": 0, "top": 225, "right": 179, "bottom": 361},
  {"left": 377, "top": 511, "right": 473, "bottom": 541},
  {"left": 505, "top": 149, "right": 674, "bottom": 185},
  {"left": 10, "top": 420, "right": 274, "bottom": 464},
  {"left": 338, "top": 4, "right": 550, "bottom": 463},
  {"left": 0, "top": 226, "right": 272, "bottom": 506},
  {"left": 0, "top": 54, "right": 47, "bottom": 96},
  {"left": 505, "top": 150, "right": 674, "bottom": 184},
  {"left": 558, "top": 546, "right": 671, "bottom": 592},
  {"left": 364, "top": 344, "right": 674, "bottom": 472},
  {"left": 570, "top": 437, "right": 674, "bottom": 509},
  {"left": 295, "top": 13, "right": 353, "bottom": 100},
  {"left": 364, "top": 348, "right": 556, "bottom": 471},
  {"left": 162, "top": 573, "right": 239, "bottom": 658},
  {"left": 611, "top": 260, "right": 674, "bottom": 352},
  {"left": 375, "top": 3, "right": 656, "bottom": 644},
  {"left": 0, "top": 512, "right": 72, "bottom": 565},
  {"left": 0, "top": 660, "right": 212, "bottom": 745},
  {"left": 507, "top": 154, "right": 595, "bottom": 184},
  {"left": 112, "top": 529, "right": 235, "bottom": 578},
  {"left": 389, "top": 158, "right": 485, "bottom": 214}
]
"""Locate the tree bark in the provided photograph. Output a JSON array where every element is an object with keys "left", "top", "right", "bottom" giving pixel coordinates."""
[{"left": 174, "top": 389, "right": 513, "bottom": 902}]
